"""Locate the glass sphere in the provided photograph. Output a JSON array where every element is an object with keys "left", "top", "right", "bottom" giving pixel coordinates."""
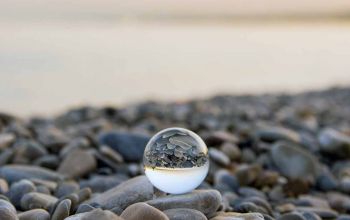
[{"left": 143, "top": 127, "right": 209, "bottom": 194}]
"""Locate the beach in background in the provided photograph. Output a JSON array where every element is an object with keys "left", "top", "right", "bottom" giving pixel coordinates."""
[{"left": 1, "top": 0, "right": 350, "bottom": 116}]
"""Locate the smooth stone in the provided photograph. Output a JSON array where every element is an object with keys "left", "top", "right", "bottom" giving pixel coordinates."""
[
  {"left": 220, "top": 142, "right": 241, "bottom": 161},
  {"left": 0, "top": 199, "right": 17, "bottom": 220},
  {"left": 296, "top": 195, "right": 330, "bottom": 209},
  {"left": 295, "top": 207, "right": 338, "bottom": 219},
  {"left": 18, "top": 209, "right": 50, "bottom": 220},
  {"left": 210, "top": 212, "right": 264, "bottom": 220},
  {"left": 79, "top": 175, "right": 127, "bottom": 193},
  {"left": 256, "top": 126, "right": 300, "bottom": 143},
  {"left": 302, "top": 212, "right": 321, "bottom": 220},
  {"left": 99, "top": 145, "right": 124, "bottom": 164},
  {"left": 255, "top": 170, "right": 279, "bottom": 188},
  {"left": 235, "top": 164, "right": 261, "bottom": 186},
  {"left": 214, "top": 169, "right": 239, "bottom": 192},
  {"left": 55, "top": 181, "right": 80, "bottom": 198},
  {"left": 58, "top": 193, "right": 79, "bottom": 213},
  {"left": 36, "top": 186, "right": 51, "bottom": 195},
  {"left": 58, "top": 149, "right": 96, "bottom": 179},
  {"left": 315, "top": 172, "right": 338, "bottom": 191},
  {"left": 0, "top": 165, "right": 64, "bottom": 184},
  {"left": 0, "top": 178, "right": 9, "bottom": 194},
  {"left": 327, "top": 192, "right": 350, "bottom": 213},
  {"left": 340, "top": 177, "right": 350, "bottom": 193},
  {"left": 121, "top": 202, "right": 169, "bottom": 220},
  {"left": 13, "top": 140, "right": 47, "bottom": 163},
  {"left": 147, "top": 190, "right": 221, "bottom": 217},
  {"left": 271, "top": 141, "right": 320, "bottom": 180},
  {"left": 204, "top": 131, "right": 238, "bottom": 146},
  {"left": 7, "top": 180, "right": 36, "bottom": 208},
  {"left": 20, "top": 192, "right": 58, "bottom": 211},
  {"left": 51, "top": 199, "right": 71, "bottom": 220},
  {"left": 238, "top": 187, "right": 266, "bottom": 199},
  {"left": 0, "top": 149, "right": 14, "bottom": 166},
  {"left": 209, "top": 148, "right": 230, "bottom": 167},
  {"left": 276, "top": 203, "right": 296, "bottom": 213},
  {"left": 76, "top": 204, "right": 95, "bottom": 214},
  {"left": 86, "top": 175, "right": 153, "bottom": 211},
  {"left": 277, "top": 213, "right": 306, "bottom": 220},
  {"left": 338, "top": 215, "right": 350, "bottom": 220},
  {"left": 241, "top": 148, "right": 257, "bottom": 164},
  {"left": 77, "top": 188, "right": 91, "bottom": 203},
  {"left": 164, "top": 208, "right": 207, "bottom": 220},
  {"left": 98, "top": 131, "right": 150, "bottom": 162},
  {"left": 319, "top": 128, "right": 350, "bottom": 158},
  {"left": 65, "top": 208, "right": 123, "bottom": 220},
  {"left": 59, "top": 137, "right": 90, "bottom": 158},
  {"left": 0, "top": 133, "right": 15, "bottom": 149},
  {"left": 33, "top": 155, "right": 60, "bottom": 170},
  {"left": 31, "top": 179, "right": 57, "bottom": 192}
]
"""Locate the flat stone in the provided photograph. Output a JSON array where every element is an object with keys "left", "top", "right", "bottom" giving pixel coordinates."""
[
  {"left": 295, "top": 207, "right": 338, "bottom": 219},
  {"left": 209, "top": 148, "right": 230, "bottom": 167},
  {"left": 121, "top": 202, "right": 169, "bottom": 220},
  {"left": 319, "top": 128, "right": 350, "bottom": 158},
  {"left": 65, "top": 208, "right": 123, "bottom": 220},
  {"left": 0, "top": 165, "right": 64, "bottom": 184},
  {"left": 0, "top": 199, "right": 17, "bottom": 220},
  {"left": 271, "top": 141, "right": 320, "bottom": 181},
  {"left": 20, "top": 192, "right": 58, "bottom": 211},
  {"left": 7, "top": 180, "right": 36, "bottom": 208},
  {"left": 256, "top": 126, "right": 300, "bottom": 143},
  {"left": 79, "top": 175, "right": 127, "bottom": 193},
  {"left": 220, "top": 142, "right": 241, "bottom": 161},
  {"left": 164, "top": 208, "right": 207, "bottom": 220},
  {"left": 55, "top": 181, "right": 80, "bottom": 198},
  {"left": 58, "top": 149, "right": 96, "bottom": 179},
  {"left": 51, "top": 199, "right": 71, "bottom": 220},
  {"left": 0, "top": 178, "right": 9, "bottom": 194},
  {"left": 277, "top": 213, "right": 306, "bottom": 220},
  {"left": 85, "top": 176, "right": 153, "bottom": 212},
  {"left": 18, "top": 209, "right": 50, "bottom": 220},
  {"left": 214, "top": 169, "right": 239, "bottom": 192},
  {"left": 210, "top": 212, "right": 265, "bottom": 220},
  {"left": 98, "top": 131, "right": 150, "bottom": 162},
  {"left": 147, "top": 190, "right": 221, "bottom": 217}
]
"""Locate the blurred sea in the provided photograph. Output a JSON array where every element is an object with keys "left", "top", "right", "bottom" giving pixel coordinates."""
[{"left": 1, "top": 0, "right": 350, "bottom": 116}]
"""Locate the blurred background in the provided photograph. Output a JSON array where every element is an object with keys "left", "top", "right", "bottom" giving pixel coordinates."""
[{"left": 1, "top": 0, "right": 350, "bottom": 116}]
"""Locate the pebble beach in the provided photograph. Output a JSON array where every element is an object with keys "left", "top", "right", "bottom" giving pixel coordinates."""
[{"left": 0, "top": 87, "right": 350, "bottom": 220}]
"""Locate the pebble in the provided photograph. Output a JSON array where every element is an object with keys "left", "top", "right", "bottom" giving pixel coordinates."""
[
  {"left": 85, "top": 175, "right": 154, "bottom": 213},
  {"left": 20, "top": 192, "right": 58, "bottom": 211},
  {"left": 147, "top": 190, "right": 221, "bottom": 217},
  {"left": 164, "top": 208, "right": 207, "bottom": 220},
  {"left": 271, "top": 141, "right": 320, "bottom": 181},
  {"left": 302, "top": 212, "right": 321, "bottom": 220},
  {"left": 235, "top": 164, "right": 261, "bottom": 186},
  {"left": 0, "top": 199, "right": 17, "bottom": 220},
  {"left": 0, "top": 133, "right": 15, "bottom": 150},
  {"left": 98, "top": 132, "right": 150, "bottom": 162},
  {"left": 58, "top": 149, "right": 96, "bottom": 179},
  {"left": 79, "top": 175, "right": 127, "bottom": 193},
  {"left": 65, "top": 208, "right": 123, "bottom": 220},
  {"left": 51, "top": 199, "right": 71, "bottom": 220},
  {"left": 0, "top": 178, "right": 9, "bottom": 194},
  {"left": 210, "top": 212, "right": 265, "bottom": 220},
  {"left": 0, "top": 165, "right": 64, "bottom": 184},
  {"left": 18, "top": 209, "right": 50, "bottom": 220},
  {"left": 209, "top": 148, "right": 231, "bottom": 167},
  {"left": 295, "top": 207, "right": 338, "bottom": 219},
  {"left": 55, "top": 181, "right": 80, "bottom": 198},
  {"left": 120, "top": 202, "right": 169, "bottom": 220},
  {"left": 214, "top": 169, "right": 239, "bottom": 192},
  {"left": 7, "top": 180, "right": 36, "bottom": 208},
  {"left": 277, "top": 213, "right": 306, "bottom": 220},
  {"left": 220, "top": 142, "right": 241, "bottom": 161},
  {"left": 319, "top": 128, "right": 350, "bottom": 158},
  {"left": 256, "top": 126, "right": 300, "bottom": 143}
]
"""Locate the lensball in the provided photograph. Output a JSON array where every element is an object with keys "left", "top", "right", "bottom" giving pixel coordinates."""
[{"left": 143, "top": 127, "right": 209, "bottom": 194}]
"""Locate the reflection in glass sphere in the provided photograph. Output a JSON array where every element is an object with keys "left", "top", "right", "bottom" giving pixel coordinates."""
[{"left": 143, "top": 127, "right": 209, "bottom": 194}]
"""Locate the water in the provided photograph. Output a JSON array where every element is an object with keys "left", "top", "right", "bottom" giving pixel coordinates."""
[{"left": 1, "top": 21, "right": 350, "bottom": 116}]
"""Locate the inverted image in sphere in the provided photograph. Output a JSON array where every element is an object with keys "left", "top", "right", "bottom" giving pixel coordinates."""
[{"left": 143, "top": 127, "right": 209, "bottom": 194}]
